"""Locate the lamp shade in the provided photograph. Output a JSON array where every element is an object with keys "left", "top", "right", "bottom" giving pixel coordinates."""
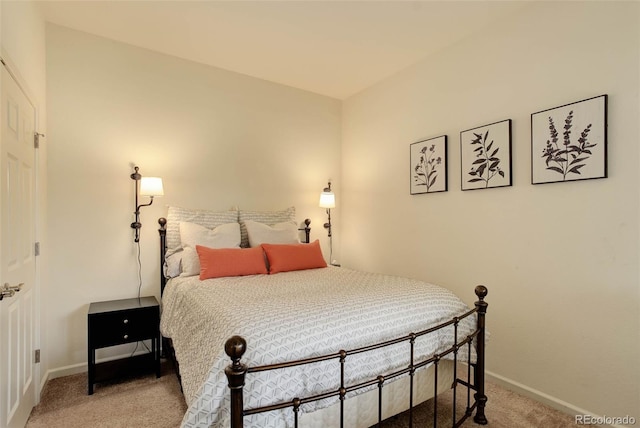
[
  {"left": 140, "top": 177, "right": 164, "bottom": 196},
  {"left": 319, "top": 191, "right": 335, "bottom": 209}
]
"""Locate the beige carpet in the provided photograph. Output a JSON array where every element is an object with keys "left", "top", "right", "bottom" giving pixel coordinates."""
[
  {"left": 26, "top": 361, "right": 576, "bottom": 427},
  {"left": 26, "top": 362, "right": 187, "bottom": 428}
]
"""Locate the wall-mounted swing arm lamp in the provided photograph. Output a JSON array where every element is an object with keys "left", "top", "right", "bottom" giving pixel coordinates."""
[
  {"left": 318, "top": 181, "right": 335, "bottom": 237},
  {"left": 130, "top": 166, "right": 164, "bottom": 243}
]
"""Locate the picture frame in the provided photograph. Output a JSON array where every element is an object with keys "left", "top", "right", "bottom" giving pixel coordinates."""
[
  {"left": 460, "top": 119, "right": 512, "bottom": 191},
  {"left": 410, "top": 135, "right": 448, "bottom": 195},
  {"left": 531, "top": 94, "right": 607, "bottom": 185}
]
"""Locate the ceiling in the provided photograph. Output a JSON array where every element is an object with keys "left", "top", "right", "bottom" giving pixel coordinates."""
[{"left": 39, "top": 1, "right": 529, "bottom": 100}]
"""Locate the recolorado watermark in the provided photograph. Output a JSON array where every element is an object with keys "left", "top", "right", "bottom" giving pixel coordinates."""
[{"left": 575, "top": 414, "right": 636, "bottom": 425}]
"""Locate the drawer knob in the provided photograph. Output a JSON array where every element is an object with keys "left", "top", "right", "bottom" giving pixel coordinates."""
[
  {"left": 123, "top": 319, "right": 129, "bottom": 324},
  {"left": 123, "top": 334, "right": 129, "bottom": 340}
]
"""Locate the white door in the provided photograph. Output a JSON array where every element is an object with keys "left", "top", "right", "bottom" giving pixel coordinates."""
[{"left": 0, "top": 62, "right": 37, "bottom": 428}]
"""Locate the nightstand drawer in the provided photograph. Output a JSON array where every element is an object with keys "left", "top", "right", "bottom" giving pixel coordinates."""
[{"left": 89, "top": 306, "right": 158, "bottom": 348}]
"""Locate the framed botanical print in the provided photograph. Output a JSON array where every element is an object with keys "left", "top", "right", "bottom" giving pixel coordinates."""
[
  {"left": 531, "top": 95, "right": 607, "bottom": 184},
  {"left": 460, "top": 119, "right": 512, "bottom": 191},
  {"left": 410, "top": 135, "right": 447, "bottom": 195}
]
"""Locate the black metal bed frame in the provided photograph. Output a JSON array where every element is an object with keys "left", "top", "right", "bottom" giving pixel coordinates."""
[{"left": 158, "top": 217, "right": 488, "bottom": 428}]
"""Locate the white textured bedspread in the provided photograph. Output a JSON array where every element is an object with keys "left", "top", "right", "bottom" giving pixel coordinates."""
[{"left": 160, "top": 266, "right": 478, "bottom": 428}]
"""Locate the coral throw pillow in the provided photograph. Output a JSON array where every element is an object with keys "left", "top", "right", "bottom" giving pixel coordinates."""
[
  {"left": 196, "top": 245, "right": 268, "bottom": 280},
  {"left": 261, "top": 240, "right": 327, "bottom": 274}
]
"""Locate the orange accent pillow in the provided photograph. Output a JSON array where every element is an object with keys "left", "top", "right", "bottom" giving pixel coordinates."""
[
  {"left": 196, "top": 245, "right": 268, "bottom": 280},
  {"left": 261, "top": 240, "right": 327, "bottom": 274}
]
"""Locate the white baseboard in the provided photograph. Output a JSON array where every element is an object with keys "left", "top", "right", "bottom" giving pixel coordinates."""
[
  {"left": 486, "top": 370, "right": 630, "bottom": 428},
  {"left": 46, "top": 361, "right": 88, "bottom": 380},
  {"left": 45, "top": 349, "right": 155, "bottom": 381}
]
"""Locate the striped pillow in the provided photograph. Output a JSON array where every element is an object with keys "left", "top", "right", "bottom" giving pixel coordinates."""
[{"left": 238, "top": 206, "right": 296, "bottom": 248}]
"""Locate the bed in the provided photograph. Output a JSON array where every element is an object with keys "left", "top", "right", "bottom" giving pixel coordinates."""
[{"left": 157, "top": 206, "right": 488, "bottom": 428}]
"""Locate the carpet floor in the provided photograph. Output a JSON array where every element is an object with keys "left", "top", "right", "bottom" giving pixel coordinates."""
[{"left": 26, "top": 360, "right": 576, "bottom": 427}]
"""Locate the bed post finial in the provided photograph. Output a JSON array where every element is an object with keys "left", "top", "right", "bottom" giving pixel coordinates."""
[
  {"left": 225, "top": 335, "right": 247, "bottom": 363},
  {"left": 474, "top": 285, "right": 488, "bottom": 425},
  {"left": 225, "top": 336, "right": 248, "bottom": 428},
  {"left": 304, "top": 218, "right": 311, "bottom": 243},
  {"left": 475, "top": 285, "right": 488, "bottom": 300}
]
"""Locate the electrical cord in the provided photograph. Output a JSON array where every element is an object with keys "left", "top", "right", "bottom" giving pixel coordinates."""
[
  {"left": 129, "top": 340, "right": 151, "bottom": 357},
  {"left": 136, "top": 240, "right": 142, "bottom": 299},
  {"left": 329, "top": 234, "right": 333, "bottom": 264},
  {"left": 131, "top": 240, "right": 151, "bottom": 357},
  {"left": 328, "top": 235, "right": 341, "bottom": 267}
]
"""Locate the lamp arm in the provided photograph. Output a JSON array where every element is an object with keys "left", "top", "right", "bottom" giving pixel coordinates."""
[
  {"left": 130, "top": 166, "right": 163, "bottom": 243},
  {"left": 136, "top": 196, "right": 155, "bottom": 212},
  {"left": 131, "top": 196, "right": 155, "bottom": 241}
]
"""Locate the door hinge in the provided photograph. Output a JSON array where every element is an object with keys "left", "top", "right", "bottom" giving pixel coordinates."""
[
  {"left": 34, "top": 349, "right": 40, "bottom": 364},
  {"left": 34, "top": 242, "right": 40, "bottom": 256},
  {"left": 34, "top": 132, "right": 44, "bottom": 149}
]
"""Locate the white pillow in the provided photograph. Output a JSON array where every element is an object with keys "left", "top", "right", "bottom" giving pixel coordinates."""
[
  {"left": 238, "top": 206, "right": 296, "bottom": 248},
  {"left": 179, "top": 222, "right": 241, "bottom": 276},
  {"left": 179, "top": 221, "right": 241, "bottom": 249},
  {"left": 166, "top": 206, "right": 239, "bottom": 256},
  {"left": 179, "top": 247, "right": 200, "bottom": 277},
  {"left": 165, "top": 251, "right": 183, "bottom": 278},
  {"left": 244, "top": 220, "right": 300, "bottom": 247}
]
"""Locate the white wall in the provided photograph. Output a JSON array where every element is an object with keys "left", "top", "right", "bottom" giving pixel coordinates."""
[
  {"left": 342, "top": 1, "right": 638, "bottom": 420},
  {"left": 1, "top": 0, "right": 48, "bottom": 394},
  {"left": 46, "top": 25, "right": 341, "bottom": 372}
]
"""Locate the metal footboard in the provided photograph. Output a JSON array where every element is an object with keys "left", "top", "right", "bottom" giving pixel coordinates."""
[{"left": 225, "top": 285, "right": 488, "bottom": 428}]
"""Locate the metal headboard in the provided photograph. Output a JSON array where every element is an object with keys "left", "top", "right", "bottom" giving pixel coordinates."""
[{"left": 158, "top": 217, "right": 311, "bottom": 295}]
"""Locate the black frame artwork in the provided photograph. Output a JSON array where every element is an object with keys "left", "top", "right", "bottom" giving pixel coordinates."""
[
  {"left": 410, "top": 135, "right": 448, "bottom": 195},
  {"left": 460, "top": 119, "right": 512, "bottom": 191},
  {"left": 531, "top": 94, "right": 608, "bottom": 185}
]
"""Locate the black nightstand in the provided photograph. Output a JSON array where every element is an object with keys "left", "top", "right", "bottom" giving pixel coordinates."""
[{"left": 87, "top": 296, "right": 161, "bottom": 395}]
